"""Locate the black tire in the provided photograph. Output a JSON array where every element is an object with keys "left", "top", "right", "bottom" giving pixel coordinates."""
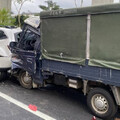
[
  {"left": 0, "top": 71, "right": 7, "bottom": 81},
  {"left": 87, "top": 88, "right": 117, "bottom": 119},
  {"left": 18, "top": 71, "right": 33, "bottom": 89}
]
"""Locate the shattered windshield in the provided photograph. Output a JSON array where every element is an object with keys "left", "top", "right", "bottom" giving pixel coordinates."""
[{"left": 19, "top": 29, "right": 38, "bottom": 50}]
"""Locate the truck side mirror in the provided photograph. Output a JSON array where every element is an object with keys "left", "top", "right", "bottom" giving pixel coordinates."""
[{"left": 9, "top": 42, "right": 17, "bottom": 48}]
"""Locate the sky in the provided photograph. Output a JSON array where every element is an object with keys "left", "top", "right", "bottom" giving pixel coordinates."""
[
  {"left": 11, "top": 0, "right": 120, "bottom": 14},
  {"left": 11, "top": 0, "right": 91, "bottom": 14}
]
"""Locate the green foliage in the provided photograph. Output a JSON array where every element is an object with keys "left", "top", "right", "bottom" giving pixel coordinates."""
[
  {"left": 34, "top": 13, "right": 40, "bottom": 16},
  {"left": 39, "top": 0, "right": 61, "bottom": 11},
  {"left": 14, "top": 15, "right": 29, "bottom": 27},
  {"left": 0, "top": 9, "right": 15, "bottom": 26},
  {"left": 13, "top": 0, "right": 32, "bottom": 27},
  {"left": 14, "top": 0, "right": 31, "bottom": 4}
]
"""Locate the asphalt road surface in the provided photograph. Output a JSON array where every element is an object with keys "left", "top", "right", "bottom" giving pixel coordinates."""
[{"left": 0, "top": 78, "right": 119, "bottom": 120}]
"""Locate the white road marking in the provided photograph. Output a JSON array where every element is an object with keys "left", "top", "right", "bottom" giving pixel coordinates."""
[{"left": 0, "top": 92, "right": 56, "bottom": 120}]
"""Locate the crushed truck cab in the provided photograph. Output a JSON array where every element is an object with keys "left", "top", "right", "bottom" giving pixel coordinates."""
[{"left": 9, "top": 4, "right": 120, "bottom": 119}]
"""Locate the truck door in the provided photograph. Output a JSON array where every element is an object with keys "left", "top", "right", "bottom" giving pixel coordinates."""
[{"left": 12, "top": 49, "right": 36, "bottom": 74}]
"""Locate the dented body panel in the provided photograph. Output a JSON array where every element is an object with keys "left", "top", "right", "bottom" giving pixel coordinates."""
[{"left": 0, "top": 27, "right": 21, "bottom": 69}]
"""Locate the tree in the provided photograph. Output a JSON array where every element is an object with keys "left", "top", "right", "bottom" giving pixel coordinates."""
[
  {"left": 74, "top": 0, "right": 77, "bottom": 8},
  {"left": 14, "top": 15, "right": 29, "bottom": 27},
  {"left": 13, "top": 0, "right": 32, "bottom": 27},
  {"left": 39, "top": 0, "right": 60, "bottom": 11},
  {"left": 74, "top": 0, "right": 84, "bottom": 8},
  {"left": 0, "top": 9, "right": 15, "bottom": 26},
  {"left": 81, "top": 0, "right": 83, "bottom": 7}
]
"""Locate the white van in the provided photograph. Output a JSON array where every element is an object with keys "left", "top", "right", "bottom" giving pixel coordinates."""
[{"left": 0, "top": 26, "right": 21, "bottom": 80}]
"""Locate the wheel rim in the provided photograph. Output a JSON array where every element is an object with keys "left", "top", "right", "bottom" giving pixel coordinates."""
[
  {"left": 91, "top": 94, "right": 109, "bottom": 114},
  {"left": 21, "top": 72, "right": 32, "bottom": 85}
]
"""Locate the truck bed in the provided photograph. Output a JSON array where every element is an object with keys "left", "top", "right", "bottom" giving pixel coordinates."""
[{"left": 42, "top": 59, "right": 120, "bottom": 86}]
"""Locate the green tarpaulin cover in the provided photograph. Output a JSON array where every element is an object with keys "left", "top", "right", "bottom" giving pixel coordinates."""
[
  {"left": 40, "top": 3, "right": 120, "bottom": 18},
  {"left": 40, "top": 3, "right": 120, "bottom": 70},
  {"left": 89, "top": 13, "right": 120, "bottom": 70},
  {"left": 41, "top": 16, "right": 87, "bottom": 64}
]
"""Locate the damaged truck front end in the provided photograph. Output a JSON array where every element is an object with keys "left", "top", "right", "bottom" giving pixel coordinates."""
[{"left": 9, "top": 17, "right": 42, "bottom": 89}]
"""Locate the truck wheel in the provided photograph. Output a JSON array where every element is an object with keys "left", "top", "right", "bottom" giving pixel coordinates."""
[
  {"left": 19, "top": 71, "right": 33, "bottom": 89},
  {"left": 0, "top": 72, "right": 7, "bottom": 81},
  {"left": 87, "top": 88, "right": 117, "bottom": 119}
]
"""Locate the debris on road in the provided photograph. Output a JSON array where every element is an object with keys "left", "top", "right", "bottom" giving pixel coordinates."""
[
  {"left": 115, "top": 118, "right": 120, "bottom": 120},
  {"left": 28, "top": 104, "right": 37, "bottom": 111},
  {"left": 92, "top": 116, "right": 96, "bottom": 120}
]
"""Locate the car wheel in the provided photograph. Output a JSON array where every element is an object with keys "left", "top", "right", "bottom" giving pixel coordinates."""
[
  {"left": 0, "top": 71, "right": 7, "bottom": 81},
  {"left": 19, "top": 71, "right": 33, "bottom": 89},
  {"left": 87, "top": 88, "right": 117, "bottom": 119}
]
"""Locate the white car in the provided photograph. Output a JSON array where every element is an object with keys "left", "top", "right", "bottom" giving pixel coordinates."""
[{"left": 0, "top": 26, "right": 21, "bottom": 80}]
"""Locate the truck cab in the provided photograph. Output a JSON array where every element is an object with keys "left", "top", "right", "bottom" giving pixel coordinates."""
[{"left": 9, "top": 16, "right": 41, "bottom": 88}]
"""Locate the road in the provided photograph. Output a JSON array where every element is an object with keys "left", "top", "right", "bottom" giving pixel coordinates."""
[{"left": 0, "top": 78, "right": 119, "bottom": 120}]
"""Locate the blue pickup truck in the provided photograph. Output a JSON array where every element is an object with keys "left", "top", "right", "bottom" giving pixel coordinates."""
[{"left": 9, "top": 4, "right": 120, "bottom": 119}]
